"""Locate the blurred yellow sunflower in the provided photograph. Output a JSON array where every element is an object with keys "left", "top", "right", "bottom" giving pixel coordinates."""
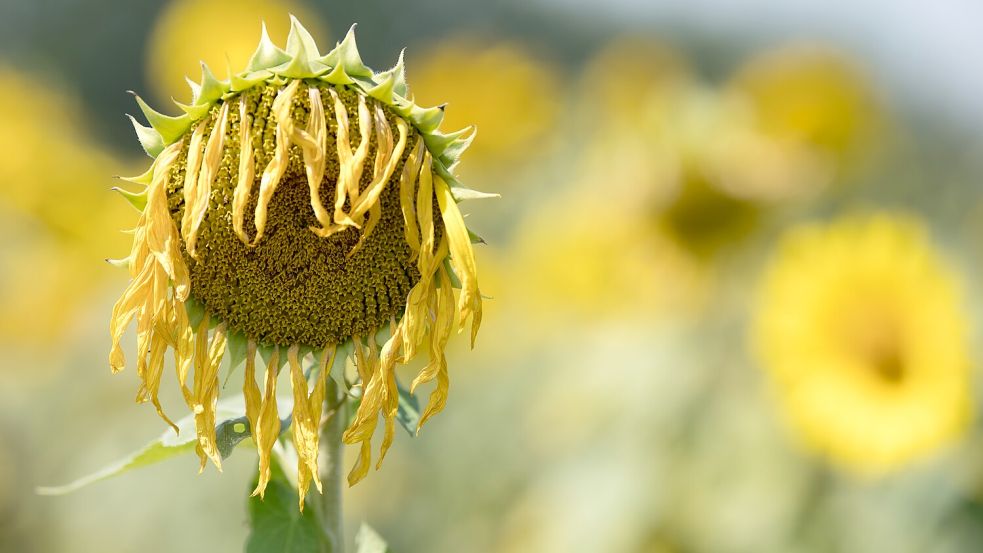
[
  {"left": 0, "top": 67, "right": 136, "bottom": 346},
  {"left": 510, "top": 195, "right": 708, "bottom": 319},
  {"left": 576, "top": 42, "right": 857, "bottom": 265},
  {"left": 112, "top": 18, "right": 490, "bottom": 503},
  {"left": 409, "top": 36, "right": 560, "bottom": 169},
  {"left": 146, "top": 0, "right": 326, "bottom": 104},
  {"left": 729, "top": 44, "right": 886, "bottom": 177},
  {"left": 580, "top": 36, "right": 690, "bottom": 129},
  {"left": 753, "top": 213, "right": 972, "bottom": 474}
]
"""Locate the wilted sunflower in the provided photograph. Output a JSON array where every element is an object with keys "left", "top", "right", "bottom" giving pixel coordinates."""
[
  {"left": 110, "top": 17, "right": 489, "bottom": 503},
  {"left": 753, "top": 213, "right": 971, "bottom": 474}
]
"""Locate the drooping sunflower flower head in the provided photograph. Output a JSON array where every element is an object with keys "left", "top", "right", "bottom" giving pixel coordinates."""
[
  {"left": 110, "top": 17, "right": 490, "bottom": 505},
  {"left": 753, "top": 213, "right": 971, "bottom": 475}
]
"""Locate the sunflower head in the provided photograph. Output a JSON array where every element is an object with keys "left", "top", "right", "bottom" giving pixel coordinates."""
[
  {"left": 753, "top": 213, "right": 971, "bottom": 474},
  {"left": 110, "top": 17, "right": 491, "bottom": 505}
]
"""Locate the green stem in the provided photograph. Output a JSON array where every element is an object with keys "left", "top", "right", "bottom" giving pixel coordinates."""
[{"left": 320, "top": 381, "right": 346, "bottom": 553}]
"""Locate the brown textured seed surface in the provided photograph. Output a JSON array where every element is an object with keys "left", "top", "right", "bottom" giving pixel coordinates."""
[{"left": 166, "top": 83, "right": 434, "bottom": 347}]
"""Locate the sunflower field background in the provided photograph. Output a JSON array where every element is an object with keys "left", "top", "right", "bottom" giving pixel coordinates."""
[{"left": 1, "top": 1, "right": 982, "bottom": 552}]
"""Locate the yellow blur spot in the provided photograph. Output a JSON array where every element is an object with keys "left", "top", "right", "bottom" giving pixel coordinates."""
[
  {"left": 145, "top": 0, "right": 327, "bottom": 104},
  {"left": 579, "top": 36, "right": 690, "bottom": 128},
  {"left": 0, "top": 67, "right": 137, "bottom": 346},
  {"left": 752, "top": 213, "right": 972, "bottom": 475},
  {"left": 410, "top": 37, "right": 561, "bottom": 167},
  {"left": 575, "top": 40, "right": 890, "bottom": 262},
  {"left": 509, "top": 195, "right": 709, "bottom": 319},
  {"left": 730, "top": 43, "right": 886, "bottom": 174}
]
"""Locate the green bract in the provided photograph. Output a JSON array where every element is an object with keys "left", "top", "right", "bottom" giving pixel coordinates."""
[{"left": 122, "top": 17, "right": 492, "bottom": 204}]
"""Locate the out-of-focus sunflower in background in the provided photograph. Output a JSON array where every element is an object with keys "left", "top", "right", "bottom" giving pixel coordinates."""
[
  {"left": 409, "top": 36, "right": 561, "bottom": 174},
  {"left": 145, "top": 0, "right": 327, "bottom": 105},
  {"left": 2, "top": 0, "right": 982, "bottom": 552},
  {"left": 754, "top": 213, "right": 971, "bottom": 475},
  {"left": 0, "top": 67, "right": 137, "bottom": 350}
]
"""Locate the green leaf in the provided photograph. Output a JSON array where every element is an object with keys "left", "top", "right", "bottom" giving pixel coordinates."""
[
  {"left": 395, "top": 378, "right": 420, "bottom": 438},
  {"left": 37, "top": 397, "right": 250, "bottom": 496},
  {"left": 215, "top": 416, "right": 252, "bottom": 459},
  {"left": 246, "top": 459, "right": 330, "bottom": 553},
  {"left": 354, "top": 523, "right": 389, "bottom": 553}
]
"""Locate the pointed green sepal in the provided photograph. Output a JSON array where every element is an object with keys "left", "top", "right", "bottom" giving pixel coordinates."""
[
  {"left": 131, "top": 93, "right": 190, "bottom": 144},
  {"left": 276, "top": 55, "right": 326, "bottom": 80},
  {"left": 112, "top": 186, "right": 148, "bottom": 211},
  {"left": 286, "top": 14, "right": 320, "bottom": 59},
  {"left": 439, "top": 127, "right": 477, "bottom": 169},
  {"left": 267, "top": 74, "right": 289, "bottom": 88},
  {"left": 366, "top": 71, "right": 396, "bottom": 104},
  {"left": 449, "top": 186, "right": 500, "bottom": 202},
  {"left": 424, "top": 126, "right": 473, "bottom": 159},
  {"left": 196, "top": 63, "right": 229, "bottom": 106},
  {"left": 222, "top": 330, "right": 250, "bottom": 388},
  {"left": 185, "top": 76, "right": 202, "bottom": 104},
  {"left": 183, "top": 297, "right": 205, "bottom": 330},
  {"left": 436, "top": 166, "right": 500, "bottom": 202},
  {"left": 118, "top": 162, "right": 156, "bottom": 186},
  {"left": 381, "top": 49, "right": 407, "bottom": 97},
  {"left": 258, "top": 344, "right": 289, "bottom": 372},
  {"left": 468, "top": 228, "right": 487, "bottom": 245},
  {"left": 230, "top": 70, "right": 272, "bottom": 92},
  {"left": 442, "top": 258, "right": 464, "bottom": 290},
  {"left": 277, "top": 15, "right": 328, "bottom": 78},
  {"left": 319, "top": 24, "right": 372, "bottom": 79},
  {"left": 246, "top": 22, "right": 291, "bottom": 72},
  {"left": 399, "top": 101, "right": 445, "bottom": 134},
  {"left": 127, "top": 115, "right": 164, "bottom": 158},
  {"left": 320, "top": 62, "right": 354, "bottom": 85},
  {"left": 174, "top": 99, "right": 212, "bottom": 120},
  {"left": 105, "top": 257, "right": 130, "bottom": 269}
]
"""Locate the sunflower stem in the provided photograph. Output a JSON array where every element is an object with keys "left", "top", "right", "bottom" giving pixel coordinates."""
[{"left": 320, "top": 380, "right": 347, "bottom": 552}]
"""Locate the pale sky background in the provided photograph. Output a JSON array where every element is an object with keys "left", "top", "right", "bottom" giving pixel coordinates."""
[{"left": 537, "top": 0, "right": 983, "bottom": 129}]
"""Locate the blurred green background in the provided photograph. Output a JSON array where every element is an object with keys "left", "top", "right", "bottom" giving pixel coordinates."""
[{"left": 1, "top": 1, "right": 982, "bottom": 551}]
